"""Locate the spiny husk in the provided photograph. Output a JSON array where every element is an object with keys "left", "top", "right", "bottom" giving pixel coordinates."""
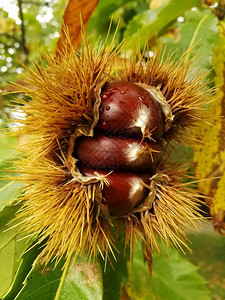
[
  {"left": 11, "top": 36, "right": 208, "bottom": 269},
  {"left": 12, "top": 37, "right": 118, "bottom": 267},
  {"left": 124, "top": 166, "right": 204, "bottom": 271},
  {"left": 18, "top": 176, "right": 114, "bottom": 266},
  {"left": 116, "top": 47, "right": 211, "bottom": 141}
]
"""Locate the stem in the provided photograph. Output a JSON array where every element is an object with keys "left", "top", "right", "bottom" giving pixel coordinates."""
[
  {"left": 100, "top": 231, "right": 129, "bottom": 300},
  {"left": 22, "top": 0, "right": 54, "bottom": 5},
  {"left": 17, "top": 0, "right": 29, "bottom": 62},
  {"left": 54, "top": 257, "right": 71, "bottom": 300}
]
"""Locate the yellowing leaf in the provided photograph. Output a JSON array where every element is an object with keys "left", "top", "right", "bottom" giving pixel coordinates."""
[
  {"left": 193, "top": 26, "right": 225, "bottom": 235},
  {"left": 56, "top": 0, "right": 99, "bottom": 54}
]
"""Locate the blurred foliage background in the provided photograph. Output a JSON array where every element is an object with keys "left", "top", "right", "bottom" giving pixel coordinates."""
[{"left": 0, "top": 0, "right": 225, "bottom": 299}]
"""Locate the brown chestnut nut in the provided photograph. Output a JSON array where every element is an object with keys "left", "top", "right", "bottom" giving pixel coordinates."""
[
  {"left": 74, "top": 81, "right": 166, "bottom": 216},
  {"left": 81, "top": 168, "right": 150, "bottom": 216},
  {"left": 97, "top": 81, "right": 164, "bottom": 139},
  {"left": 75, "top": 134, "right": 161, "bottom": 172}
]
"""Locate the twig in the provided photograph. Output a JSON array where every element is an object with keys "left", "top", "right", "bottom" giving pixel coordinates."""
[{"left": 17, "top": 0, "right": 29, "bottom": 62}]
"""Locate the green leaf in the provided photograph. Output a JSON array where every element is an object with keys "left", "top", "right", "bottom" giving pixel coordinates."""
[
  {"left": 125, "top": 243, "right": 211, "bottom": 300},
  {"left": 0, "top": 135, "right": 18, "bottom": 164},
  {"left": 0, "top": 160, "right": 14, "bottom": 189},
  {"left": 87, "top": 0, "right": 128, "bottom": 37},
  {"left": 0, "top": 204, "right": 19, "bottom": 230},
  {"left": 124, "top": 0, "right": 202, "bottom": 49},
  {"left": 13, "top": 254, "right": 103, "bottom": 300},
  {"left": 0, "top": 238, "right": 16, "bottom": 298},
  {"left": 0, "top": 181, "right": 23, "bottom": 212},
  {"left": 15, "top": 233, "right": 127, "bottom": 300},
  {"left": 14, "top": 258, "right": 64, "bottom": 300},
  {"left": 111, "top": 1, "right": 149, "bottom": 26},
  {"left": 101, "top": 253, "right": 128, "bottom": 300},
  {"left": 124, "top": 9, "right": 159, "bottom": 38},
  {"left": 162, "top": 9, "right": 218, "bottom": 76},
  {"left": 0, "top": 134, "right": 19, "bottom": 189},
  {"left": 185, "top": 231, "right": 225, "bottom": 300},
  {"left": 87, "top": 0, "right": 148, "bottom": 46},
  {"left": 3, "top": 243, "right": 43, "bottom": 300},
  {"left": 58, "top": 256, "right": 103, "bottom": 300},
  {"left": 0, "top": 205, "right": 28, "bottom": 298}
]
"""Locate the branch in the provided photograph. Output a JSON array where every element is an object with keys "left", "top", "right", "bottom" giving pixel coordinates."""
[
  {"left": 22, "top": 0, "right": 54, "bottom": 6},
  {"left": 17, "top": 0, "right": 29, "bottom": 62}
]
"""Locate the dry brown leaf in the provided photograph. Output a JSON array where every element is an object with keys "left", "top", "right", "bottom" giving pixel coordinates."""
[{"left": 56, "top": 0, "right": 99, "bottom": 54}]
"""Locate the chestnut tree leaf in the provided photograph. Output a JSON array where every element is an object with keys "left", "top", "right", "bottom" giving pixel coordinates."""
[
  {"left": 124, "top": 0, "right": 202, "bottom": 49},
  {"left": 0, "top": 135, "right": 18, "bottom": 164},
  {"left": 14, "top": 258, "right": 64, "bottom": 300},
  {"left": 58, "top": 256, "right": 103, "bottom": 300},
  {"left": 161, "top": 9, "right": 218, "bottom": 77},
  {"left": 0, "top": 181, "right": 23, "bottom": 212},
  {"left": 150, "top": 0, "right": 169, "bottom": 10},
  {"left": 0, "top": 238, "right": 16, "bottom": 298},
  {"left": 124, "top": 9, "right": 159, "bottom": 39},
  {"left": 13, "top": 254, "right": 103, "bottom": 300},
  {"left": 87, "top": 0, "right": 148, "bottom": 45},
  {"left": 3, "top": 243, "right": 41, "bottom": 300},
  {"left": 125, "top": 242, "right": 211, "bottom": 300},
  {"left": 193, "top": 31, "right": 225, "bottom": 234},
  {"left": 0, "top": 134, "right": 20, "bottom": 189},
  {"left": 0, "top": 205, "right": 28, "bottom": 298},
  {"left": 56, "top": 0, "right": 99, "bottom": 54}
]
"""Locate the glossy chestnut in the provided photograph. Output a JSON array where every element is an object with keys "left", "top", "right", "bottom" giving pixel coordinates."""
[
  {"left": 75, "top": 134, "right": 161, "bottom": 172},
  {"left": 81, "top": 168, "right": 150, "bottom": 216},
  {"left": 96, "top": 81, "right": 164, "bottom": 139}
]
